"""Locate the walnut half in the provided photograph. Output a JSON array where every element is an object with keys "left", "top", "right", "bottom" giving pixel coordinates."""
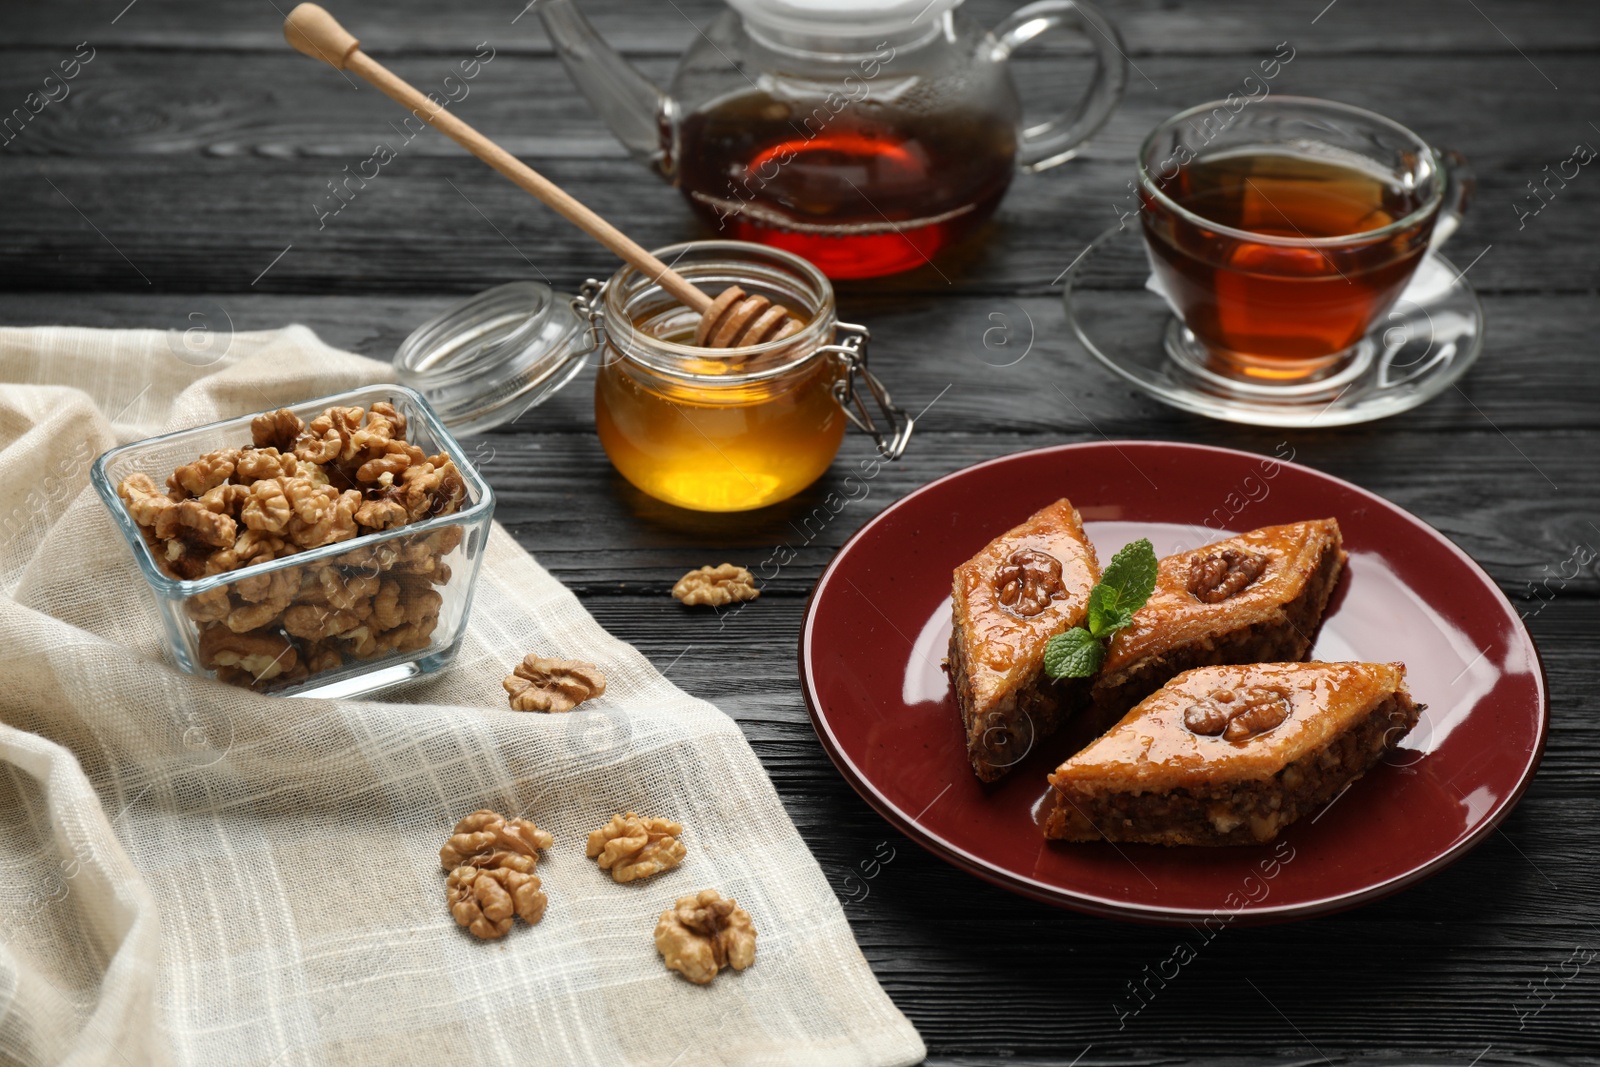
[
  {"left": 503, "top": 654, "right": 607, "bottom": 713},
  {"left": 439, "top": 809, "right": 553, "bottom": 870},
  {"left": 1187, "top": 547, "right": 1268, "bottom": 604},
  {"left": 586, "top": 813, "right": 686, "bottom": 883},
  {"left": 447, "top": 864, "right": 547, "bottom": 939},
  {"left": 672, "top": 564, "right": 759, "bottom": 608},
  {"left": 654, "top": 889, "right": 757, "bottom": 985},
  {"left": 1184, "top": 685, "right": 1292, "bottom": 742},
  {"left": 993, "top": 548, "right": 1063, "bottom": 617}
]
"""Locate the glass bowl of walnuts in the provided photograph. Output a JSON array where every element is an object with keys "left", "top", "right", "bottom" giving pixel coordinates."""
[{"left": 90, "top": 385, "right": 495, "bottom": 698}]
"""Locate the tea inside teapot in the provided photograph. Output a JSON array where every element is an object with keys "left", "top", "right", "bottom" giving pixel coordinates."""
[
  {"left": 539, "top": 0, "right": 1127, "bottom": 278},
  {"left": 674, "top": 78, "right": 1019, "bottom": 278}
]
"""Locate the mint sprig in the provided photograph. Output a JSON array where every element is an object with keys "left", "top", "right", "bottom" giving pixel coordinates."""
[
  {"left": 1043, "top": 538, "right": 1158, "bottom": 679},
  {"left": 1043, "top": 627, "right": 1103, "bottom": 678}
]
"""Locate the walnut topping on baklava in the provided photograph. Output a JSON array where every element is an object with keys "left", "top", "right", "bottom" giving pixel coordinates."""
[
  {"left": 1187, "top": 546, "right": 1269, "bottom": 603},
  {"left": 1183, "top": 685, "right": 1292, "bottom": 741},
  {"left": 994, "top": 548, "right": 1064, "bottom": 617}
]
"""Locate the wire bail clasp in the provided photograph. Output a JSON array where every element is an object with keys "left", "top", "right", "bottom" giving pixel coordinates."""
[
  {"left": 822, "top": 321, "right": 913, "bottom": 461},
  {"left": 571, "top": 279, "right": 607, "bottom": 351}
]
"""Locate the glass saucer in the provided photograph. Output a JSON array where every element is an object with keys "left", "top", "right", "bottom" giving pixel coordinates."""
[{"left": 1061, "top": 223, "right": 1485, "bottom": 427}]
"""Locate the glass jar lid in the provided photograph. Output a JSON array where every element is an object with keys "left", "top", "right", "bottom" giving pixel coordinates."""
[{"left": 394, "top": 281, "right": 592, "bottom": 435}]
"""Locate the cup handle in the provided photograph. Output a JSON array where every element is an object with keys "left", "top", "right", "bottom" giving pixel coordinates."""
[
  {"left": 986, "top": 0, "right": 1128, "bottom": 173},
  {"left": 1430, "top": 148, "right": 1474, "bottom": 250}
]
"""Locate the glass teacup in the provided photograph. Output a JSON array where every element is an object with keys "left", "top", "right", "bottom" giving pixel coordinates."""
[{"left": 1138, "top": 96, "right": 1471, "bottom": 383}]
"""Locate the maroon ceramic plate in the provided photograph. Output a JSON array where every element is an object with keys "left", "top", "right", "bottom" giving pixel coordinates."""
[{"left": 800, "top": 442, "right": 1548, "bottom": 924}]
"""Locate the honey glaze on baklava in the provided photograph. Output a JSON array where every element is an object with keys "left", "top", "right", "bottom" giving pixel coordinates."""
[
  {"left": 946, "top": 500, "right": 1101, "bottom": 782},
  {"left": 1046, "top": 661, "right": 1422, "bottom": 846},
  {"left": 1091, "top": 520, "right": 1346, "bottom": 720}
]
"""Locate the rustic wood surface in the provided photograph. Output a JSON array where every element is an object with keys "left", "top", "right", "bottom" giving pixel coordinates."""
[{"left": 2, "top": 0, "right": 1597, "bottom": 1062}]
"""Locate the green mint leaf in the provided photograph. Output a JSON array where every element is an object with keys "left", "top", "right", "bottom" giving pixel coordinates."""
[
  {"left": 1043, "top": 627, "right": 1105, "bottom": 679},
  {"left": 1087, "top": 538, "right": 1158, "bottom": 638},
  {"left": 1089, "top": 599, "right": 1135, "bottom": 636}
]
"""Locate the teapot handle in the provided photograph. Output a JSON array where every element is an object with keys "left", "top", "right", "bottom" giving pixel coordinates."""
[{"left": 986, "top": 0, "right": 1128, "bottom": 173}]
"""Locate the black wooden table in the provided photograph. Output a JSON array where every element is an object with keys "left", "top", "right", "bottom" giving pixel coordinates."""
[{"left": 4, "top": 1, "right": 1597, "bottom": 1062}]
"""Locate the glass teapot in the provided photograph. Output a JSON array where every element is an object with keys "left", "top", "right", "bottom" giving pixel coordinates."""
[{"left": 538, "top": 0, "right": 1127, "bottom": 278}]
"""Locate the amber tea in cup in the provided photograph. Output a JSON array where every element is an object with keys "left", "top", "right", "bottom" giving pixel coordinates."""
[{"left": 1138, "top": 98, "right": 1469, "bottom": 382}]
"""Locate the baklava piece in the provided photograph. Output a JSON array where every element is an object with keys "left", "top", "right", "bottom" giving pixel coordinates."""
[
  {"left": 947, "top": 499, "right": 1101, "bottom": 782},
  {"left": 1045, "top": 661, "right": 1421, "bottom": 845},
  {"left": 1091, "top": 520, "right": 1345, "bottom": 720}
]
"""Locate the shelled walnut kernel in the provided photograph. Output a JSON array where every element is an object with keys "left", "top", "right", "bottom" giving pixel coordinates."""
[
  {"left": 654, "top": 889, "right": 757, "bottom": 985},
  {"left": 1187, "top": 546, "right": 1268, "bottom": 604},
  {"left": 447, "top": 865, "right": 547, "bottom": 940},
  {"left": 586, "top": 813, "right": 686, "bottom": 883},
  {"left": 440, "top": 809, "right": 554, "bottom": 870},
  {"left": 671, "top": 564, "right": 759, "bottom": 607},
  {"left": 440, "top": 809, "right": 553, "bottom": 941},
  {"left": 993, "top": 548, "right": 1063, "bottom": 617},
  {"left": 502, "top": 654, "right": 607, "bottom": 713},
  {"left": 1183, "top": 685, "right": 1293, "bottom": 742},
  {"left": 114, "top": 403, "right": 469, "bottom": 692}
]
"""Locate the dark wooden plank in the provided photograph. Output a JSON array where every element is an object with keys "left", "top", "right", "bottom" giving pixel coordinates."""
[
  {"left": 0, "top": 134, "right": 1593, "bottom": 299},
  {"left": 0, "top": 50, "right": 674, "bottom": 161},
  {"left": 4, "top": 0, "right": 1596, "bottom": 54},
  {"left": 5, "top": 291, "right": 1593, "bottom": 587},
  {"left": 1, "top": 46, "right": 1593, "bottom": 167},
  {"left": 1, "top": 291, "right": 1595, "bottom": 434},
  {"left": 0, "top": 48, "right": 1595, "bottom": 300}
]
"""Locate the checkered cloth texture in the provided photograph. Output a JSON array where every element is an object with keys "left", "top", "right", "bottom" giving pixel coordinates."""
[{"left": 0, "top": 325, "right": 925, "bottom": 1067}]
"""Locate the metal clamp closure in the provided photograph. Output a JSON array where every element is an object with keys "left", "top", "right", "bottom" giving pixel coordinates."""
[
  {"left": 822, "top": 321, "right": 913, "bottom": 461},
  {"left": 571, "top": 279, "right": 607, "bottom": 351}
]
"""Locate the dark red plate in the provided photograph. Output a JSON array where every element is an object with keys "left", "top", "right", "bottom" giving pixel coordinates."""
[{"left": 799, "top": 442, "right": 1548, "bottom": 924}]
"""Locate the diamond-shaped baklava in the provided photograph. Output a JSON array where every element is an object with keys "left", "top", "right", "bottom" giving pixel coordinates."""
[
  {"left": 1045, "top": 661, "right": 1421, "bottom": 845},
  {"left": 947, "top": 499, "right": 1101, "bottom": 782},
  {"left": 1091, "top": 520, "right": 1346, "bottom": 719}
]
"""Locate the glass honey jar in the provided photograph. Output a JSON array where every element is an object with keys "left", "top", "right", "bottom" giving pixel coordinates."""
[{"left": 576, "top": 241, "right": 911, "bottom": 511}]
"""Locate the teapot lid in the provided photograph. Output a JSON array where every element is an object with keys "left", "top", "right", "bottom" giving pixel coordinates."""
[{"left": 727, "top": 0, "right": 963, "bottom": 42}]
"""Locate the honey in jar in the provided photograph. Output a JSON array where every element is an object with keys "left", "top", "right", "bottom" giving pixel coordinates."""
[
  {"left": 580, "top": 241, "right": 906, "bottom": 512},
  {"left": 596, "top": 314, "right": 844, "bottom": 511}
]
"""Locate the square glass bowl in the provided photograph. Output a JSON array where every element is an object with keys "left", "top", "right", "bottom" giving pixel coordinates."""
[{"left": 90, "top": 384, "right": 495, "bottom": 699}]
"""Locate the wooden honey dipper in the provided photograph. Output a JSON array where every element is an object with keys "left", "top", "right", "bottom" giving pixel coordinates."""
[{"left": 283, "top": 3, "right": 803, "bottom": 349}]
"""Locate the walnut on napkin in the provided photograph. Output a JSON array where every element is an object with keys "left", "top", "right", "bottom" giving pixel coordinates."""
[
  {"left": 586, "top": 813, "right": 686, "bottom": 883},
  {"left": 440, "top": 809, "right": 553, "bottom": 940},
  {"left": 502, "top": 654, "right": 607, "bottom": 713},
  {"left": 655, "top": 889, "right": 757, "bottom": 985}
]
